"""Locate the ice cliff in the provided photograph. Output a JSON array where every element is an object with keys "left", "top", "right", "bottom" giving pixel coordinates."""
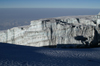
[{"left": 0, "top": 13, "right": 100, "bottom": 48}]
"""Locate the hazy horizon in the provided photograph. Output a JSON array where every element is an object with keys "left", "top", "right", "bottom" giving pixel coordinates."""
[{"left": 0, "top": 8, "right": 100, "bottom": 30}]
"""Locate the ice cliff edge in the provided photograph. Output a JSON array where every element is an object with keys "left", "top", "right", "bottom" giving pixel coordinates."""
[{"left": 0, "top": 13, "right": 100, "bottom": 48}]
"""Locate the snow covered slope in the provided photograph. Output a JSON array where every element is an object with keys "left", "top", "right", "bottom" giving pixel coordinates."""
[{"left": 0, "top": 43, "right": 100, "bottom": 66}]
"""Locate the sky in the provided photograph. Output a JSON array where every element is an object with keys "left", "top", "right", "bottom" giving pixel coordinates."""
[{"left": 0, "top": 0, "right": 100, "bottom": 8}]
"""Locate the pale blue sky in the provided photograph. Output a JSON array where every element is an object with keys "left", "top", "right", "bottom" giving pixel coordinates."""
[{"left": 0, "top": 0, "right": 100, "bottom": 8}]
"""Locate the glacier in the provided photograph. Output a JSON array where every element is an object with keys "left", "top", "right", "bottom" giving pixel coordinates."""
[{"left": 0, "top": 13, "right": 100, "bottom": 48}]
